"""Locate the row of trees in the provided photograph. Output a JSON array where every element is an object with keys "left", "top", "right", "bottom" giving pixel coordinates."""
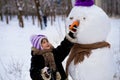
[
  {"left": 95, "top": 0, "right": 120, "bottom": 17},
  {"left": 0, "top": 0, "right": 120, "bottom": 28},
  {"left": 0, "top": 0, "right": 72, "bottom": 28}
]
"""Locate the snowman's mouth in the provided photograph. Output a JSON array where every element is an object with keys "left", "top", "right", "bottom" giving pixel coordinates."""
[
  {"left": 69, "top": 25, "right": 77, "bottom": 32},
  {"left": 69, "top": 25, "right": 71, "bottom": 27}
]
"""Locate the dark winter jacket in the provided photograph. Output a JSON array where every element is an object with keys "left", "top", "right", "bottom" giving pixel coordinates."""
[{"left": 30, "top": 32, "right": 76, "bottom": 80}]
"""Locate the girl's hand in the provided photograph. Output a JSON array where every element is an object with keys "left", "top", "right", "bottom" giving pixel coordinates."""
[{"left": 41, "top": 67, "right": 51, "bottom": 80}]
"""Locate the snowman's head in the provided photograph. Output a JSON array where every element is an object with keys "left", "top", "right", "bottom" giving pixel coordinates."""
[{"left": 66, "top": 0, "right": 110, "bottom": 44}]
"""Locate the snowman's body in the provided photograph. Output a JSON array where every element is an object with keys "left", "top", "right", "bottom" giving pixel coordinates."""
[
  {"left": 66, "top": 5, "right": 116, "bottom": 80},
  {"left": 68, "top": 48, "right": 116, "bottom": 80}
]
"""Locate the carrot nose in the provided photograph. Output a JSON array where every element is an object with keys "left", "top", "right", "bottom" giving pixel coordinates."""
[{"left": 69, "top": 20, "right": 79, "bottom": 30}]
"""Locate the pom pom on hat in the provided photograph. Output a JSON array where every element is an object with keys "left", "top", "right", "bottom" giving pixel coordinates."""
[
  {"left": 30, "top": 34, "right": 47, "bottom": 50},
  {"left": 75, "top": 0, "right": 94, "bottom": 6}
]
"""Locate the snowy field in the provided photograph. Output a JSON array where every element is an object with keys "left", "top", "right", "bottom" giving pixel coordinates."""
[{"left": 0, "top": 16, "right": 120, "bottom": 80}]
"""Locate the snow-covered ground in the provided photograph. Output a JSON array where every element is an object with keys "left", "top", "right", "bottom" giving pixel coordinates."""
[{"left": 0, "top": 16, "right": 120, "bottom": 80}]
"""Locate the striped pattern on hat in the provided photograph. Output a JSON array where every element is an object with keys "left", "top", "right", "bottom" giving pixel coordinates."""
[{"left": 30, "top": 34, "right": 47, "bottom": 50}]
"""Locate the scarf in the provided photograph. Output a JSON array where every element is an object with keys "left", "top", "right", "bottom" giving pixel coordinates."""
[
  {"left": 66, "top": 41, "right": 110, "bottom": 77},
  {"left": 32, "top": 47, "right": 56, "bottom": 71}
]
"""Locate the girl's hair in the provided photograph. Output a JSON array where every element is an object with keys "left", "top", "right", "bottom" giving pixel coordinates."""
[{"left": 41, "top": 38, "right": 49, "bottom": 44}]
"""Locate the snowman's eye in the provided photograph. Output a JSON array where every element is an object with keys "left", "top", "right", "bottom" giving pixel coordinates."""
[
  {"left": 83, "top": 17, "right": 86, "bottom": 20},
  {"left": 70, "top": 17, "right": 73, "bottom": 20}
]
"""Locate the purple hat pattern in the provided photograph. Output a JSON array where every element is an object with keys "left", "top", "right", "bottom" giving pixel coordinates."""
[
  {"left": 75, "top": 0, "right": 94, "bottom": 6},
  {"left": 30, "top": 34, "right": 47, "bottom": 50}
]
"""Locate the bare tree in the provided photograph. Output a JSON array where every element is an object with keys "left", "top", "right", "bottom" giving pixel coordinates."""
[
  {"left": 66, "top": 0, "right": 72, "bottom": 17},
  {"left": 15, "top": 0, "right": 24, "bottom": 28},
  {"left": 34, "top": 0, "right": 43, "bottom": 29},
  {"left": 0, "top": 0, "right": 74, "bottom": 27},
  {"left": 97, "top": 0, "right": 120, "bottom": 17},
  {"left": 0, "top": 0, "right": 3, "bottom": 21}
]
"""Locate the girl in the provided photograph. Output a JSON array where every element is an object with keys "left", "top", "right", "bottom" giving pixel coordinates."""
[{"left": 30, "top": 21, "right": 79, "bottom": 80}]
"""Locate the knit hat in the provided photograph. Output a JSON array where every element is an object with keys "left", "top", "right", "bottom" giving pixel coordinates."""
[
  {"left": 30, "top": 34, "right": 47, "bottom": 50},
  {"left": 75, "top": 0, "right": 94, "bottom": 6}
]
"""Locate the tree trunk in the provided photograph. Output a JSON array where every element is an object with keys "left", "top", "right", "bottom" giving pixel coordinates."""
[
  {"left": 50, "top": 9, "right": 53, "bottom": 25},
  {"left": 34, "top": 0, "right": 43, "bottom": 29},
  {"left": 66, "top": 0, "right": 72, "bottom": 17},
  {"left": 32, "top": 15, "right": 35, "bottom": 25},
  {"left": 15, "top": 0, "right": 24, "bottom": 28},
  {"left": 0, "top": 13, "right": 3, "bottom": 21},
  {"left": 18, "top": 11, "right": 24, "bottom": 27},
  {"left": 6, "top": 14, "right": 9, "bottom": 24},
  {"left": 95, "top": 0, "right": 101, "bottom": 7}
]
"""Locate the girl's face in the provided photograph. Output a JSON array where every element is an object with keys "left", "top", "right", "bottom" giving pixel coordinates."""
[{"left": 41, "top": 38, "right": 51, "bottom": 50}]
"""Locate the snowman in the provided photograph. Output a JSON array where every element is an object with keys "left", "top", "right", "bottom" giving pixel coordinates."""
[{"left": 65, "top": 0, "right": 117, "bottom": 80}]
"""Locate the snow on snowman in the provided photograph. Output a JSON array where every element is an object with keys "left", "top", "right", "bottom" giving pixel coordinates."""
[{"left": 65, "top": 0, "right": 117, "bottom": 80}]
